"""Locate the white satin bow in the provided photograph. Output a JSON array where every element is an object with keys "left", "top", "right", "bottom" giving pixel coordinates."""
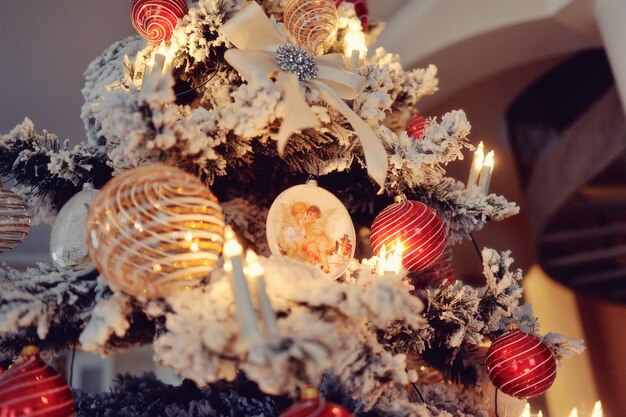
[{"left": 222, "top": 2, "right": 387, "bottom": 187}]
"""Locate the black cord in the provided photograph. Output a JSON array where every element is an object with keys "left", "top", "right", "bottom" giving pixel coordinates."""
[
  {"left": 469, "top": 232, "right": 482, "bottom": 260},
  {"left": 494, "top": 387, "right": 500, "bottom": 417},
  {"left": 69, "top": 345, "right": 77, "bottom": 388},
  {"left": 411, "top": 382, "right": 426, "bottom": 403},
  {"left": 174, "top": 58, "right": 221, "bottom": 97}
]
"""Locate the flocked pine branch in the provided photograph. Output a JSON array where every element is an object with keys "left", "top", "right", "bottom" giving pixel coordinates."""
[
  {"left": 0, "top": 264, "right": 98, "bottom": 360},
  {"left": 0, "top": 119, "right": 112, "bottom": 220}
]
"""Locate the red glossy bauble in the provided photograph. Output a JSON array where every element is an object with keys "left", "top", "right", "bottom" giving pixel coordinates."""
[
  {"left": 370, "top": 198, "right": 446, "bottom": 272},
  {"left": 406, "top": 112, "right": 428, "bottom": 140},
  {"left": 417, "top": 245, "right": 455, "bottom": 288},
  {"left": 131, "top": 0, "right": 188, "bottom": 43},
  {"left": 0, "top": 347, "right": 75, "bottom": 417},
  {"left": 334, "top": 0, "right": 369, "bottom": 32},
  {"left": 486, "top": 329, "right": 557, "bottom": 399},
  {"left": 280, "top": 389, "right": 353, "bottom": 417}
]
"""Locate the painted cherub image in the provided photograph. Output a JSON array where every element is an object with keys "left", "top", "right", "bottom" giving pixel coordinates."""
[
  {"left": 277, "top": 201, "right": 340, "bottom": 273},
  {"left": 301, "top": 205, "right": 336, "bottom": 273},
  {"left": 277, "top": 201, "right": 308, "bottom": 260}
]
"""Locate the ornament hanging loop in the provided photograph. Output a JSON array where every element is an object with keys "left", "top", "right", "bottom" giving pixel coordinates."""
[{"left": 394, "top": 194, "right": 408, "bottom": 203}]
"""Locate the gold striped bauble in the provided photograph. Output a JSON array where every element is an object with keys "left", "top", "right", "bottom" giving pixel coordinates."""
[
  {"left": 87, "top": 165, "right": 225, "bottom": 299},
  {"left": 283, "top": 0, "right": 339, "bottom": 55},
  {"left": 0, "top": 188, "right": 31, "bottom": 253}
]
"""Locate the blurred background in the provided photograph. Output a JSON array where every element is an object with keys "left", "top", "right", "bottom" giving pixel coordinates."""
[{"left": 1, "top": 1, "right": 625, "bottom": 416}]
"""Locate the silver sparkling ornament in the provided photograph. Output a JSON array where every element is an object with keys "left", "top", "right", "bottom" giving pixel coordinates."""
[{"left": 275, "top": 44, "right": 319, "bottom": 81}]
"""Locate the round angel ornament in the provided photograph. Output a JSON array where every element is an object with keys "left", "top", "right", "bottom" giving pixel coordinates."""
[{"left": 266, "top": 181, "right": 356, "bottom": 279}]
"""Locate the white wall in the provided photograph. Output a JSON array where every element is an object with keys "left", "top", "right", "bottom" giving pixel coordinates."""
[{"left": 0, "top": 1, "right": 135, "bottom": 263}]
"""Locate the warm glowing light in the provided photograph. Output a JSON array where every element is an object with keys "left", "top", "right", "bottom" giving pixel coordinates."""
[
  {"left": 145, "top": 44, "right": 177, "bottom": 76},
  {"left": 342, "top": 18, "right": 367, "bottom": 56},
  {"left": 591, "top": 401, "right": 603, "bottom": 417},
  {"left": 537, "top": 411, "right": 543, "bottom": 417},
  {"left": 520, "top": 403, "right": 530, "bottom": 417},
  {"left": 568, "top": 407, "right": 579, "bottom": 417},
  {"left": 484, "top": 150, "right": 495, "bottom": 171},
  {"left": 223, "top": 258, "right": 233, "bottom": 272},
  {"left": 377, "top": 240, "right": 404, "bottom": 275},
  {"left": 40, "top": 396, "right": 49, "bottom": 404},
  {"left": 340, "top": 16, "right": 367, "bottom": 71},
  {"left": 473, "top": 141, "right": 485, "bottom": 169},
  {"left": 245, "top": 249, "right": 265, "bottom": 277},
  {"left": 223, "top": 226, "right": 243, "bottom": 257}
]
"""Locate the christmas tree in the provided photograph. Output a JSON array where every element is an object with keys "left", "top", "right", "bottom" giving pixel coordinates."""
[{"left": 0, "top": 1, "right": 585, "bottom": 416}]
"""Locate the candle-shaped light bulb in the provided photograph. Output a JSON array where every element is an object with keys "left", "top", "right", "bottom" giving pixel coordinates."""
[
  {"left": 478, "top": 150, "right": 495, "bottom": 195},
  {"left": 245, "top": 249, "right": 280, "bottom": 337},
  {"left": 377, "top": 240, "right": 404, "bottom": 277},
  {"left": 467, "top": 141, "right": 484, "bottom": 188},
  {"left": 224, "top": 227, "right": 261, "bottom": 343},
  {"left": 224, "top": 226, "right": 243, "bottom": 256},
  {"left": 245, "top": 249, "right": 264, "bottom": 277},
  {"left": 591, "top": 401, "right": 603, "bottom": 417},
  {"left": 389, "top": 239, "right": 404, "bottom": 273},
  {"left": 377, "top": 244, "right": 388, "bottom": 276},
  {"left": 343, "top": 18, "right": 367, "bottom": 72},
  {"left": 537, "top": 411, "right": 543, "bottom": 417},
  {"left": 141, "top": 44, "right": 175, "bottom": 88},
  {"left": 568, "top": 407, "right": 579, "bottom": 417},
  {"left": 520, "top": 403, "right": 531, "bottom": 417}
]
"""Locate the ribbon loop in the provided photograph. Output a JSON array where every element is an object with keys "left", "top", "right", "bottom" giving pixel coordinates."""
[{"left": 222, "top": 2, "right": 388, "bottom": 187}]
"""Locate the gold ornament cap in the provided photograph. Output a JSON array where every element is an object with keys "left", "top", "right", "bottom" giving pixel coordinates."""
[
  {"left": 301, "top": 387, "right": 320, "bottom": 401},
  {"left": 394, "top": 194, "right": 408, "bottom": 203},
  {"left": 20, "top": 345, "right": 40, "bottom": 358}
]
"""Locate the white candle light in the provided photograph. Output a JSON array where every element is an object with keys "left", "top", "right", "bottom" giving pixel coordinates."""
[
  {"left": 246, "top": 250, "right": 280, "bottom": 338},
  {"left": 377, "top": 240, "right": 404, "bottom": 277},
  {"left": 520, "top": 403, "right": 531, "bottom": 417},
  {"left": 478, "top": 150, "right": 494, "bottom": 195},
  {"left": 223, "top": 227, "right": 261, "bottom": 343},
  {"left": 568, "top": 407, "right": 580, "bottom": 417},
  {"left": 342, "top": 19, "right": 367, "bottom": 72},
  {"left": 141, "top": 45, "right": 176, "bottom": 89},
  {"left": 591, "top": 401, "right": 603, "bottom": 417},
  {"left": 467, "top": 141, "right": 484, "bottom": 188}
]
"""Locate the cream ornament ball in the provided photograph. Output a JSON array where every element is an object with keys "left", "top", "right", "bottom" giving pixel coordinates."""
[
  {"left": 87, "top": 165, "right": 225, "bottom": 299},
  {"left": 283, "top": 0, "right": 339, "bottom": 55},
  {"left": 50, "top": 183, "right": 100, "bottom": 275},
  {"left": 266, "top": 181, "right": 356, "bottom": 279}
]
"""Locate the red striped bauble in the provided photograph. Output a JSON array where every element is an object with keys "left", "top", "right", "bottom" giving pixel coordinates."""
[
  {"left": 334, "top": 0, "right": 369, "bottom": 32},
  {"left": 370, "top": 199, "right": 446, "bottom": 272},
  {"left": 485, "top": 329, "right": 557, "bottom": 399},
  {"left": 406, "top": 112, "right": 428, "bottom": 140},
  {"left": 0, "top": 347, "right": 74, "bottom": 417},
  {"left": 416, "top": 245, "right": 455, "bottom": 288},
  {"left": 280, "top": 388, "right": 353, "bottom": 417},
  {"left": 131, "top": 0, "right": 188, "bottom": 43}
]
